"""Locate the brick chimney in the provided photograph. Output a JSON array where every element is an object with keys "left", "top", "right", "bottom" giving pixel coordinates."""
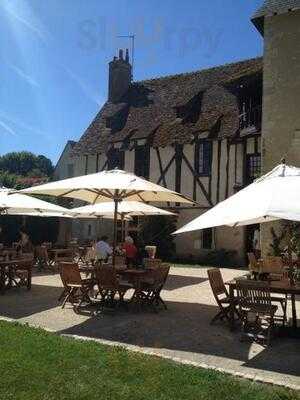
[{"left": 108, "top": 48, "right": 132, "bottom": 103}]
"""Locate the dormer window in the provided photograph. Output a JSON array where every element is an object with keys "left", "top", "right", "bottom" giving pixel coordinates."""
[{"left": 107, "top": 148, "right": 124, "bottom": 170}]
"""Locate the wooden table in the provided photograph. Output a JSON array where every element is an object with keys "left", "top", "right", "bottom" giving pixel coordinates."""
[
  {"left": 0, "top": 258, "right": 32, "bottom": 294},
  {"left": 226, "top": 277, "right": 300, "bottom": 331}
]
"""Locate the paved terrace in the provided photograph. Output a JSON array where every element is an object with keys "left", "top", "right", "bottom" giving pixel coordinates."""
[{"left": 0, "top": 266, "right": 299, "bottom": 390}]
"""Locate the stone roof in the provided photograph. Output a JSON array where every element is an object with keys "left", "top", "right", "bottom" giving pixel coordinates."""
[
  {"left": 72, "top": 57, "right": 262, "bottom": 156},
  {"left": 252, "top": 0, "right": 300, "bottom": 34}
]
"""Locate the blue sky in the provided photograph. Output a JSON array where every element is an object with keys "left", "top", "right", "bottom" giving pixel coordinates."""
[{"left": 0, "top": 0, "right": 263, "bottom": 164}]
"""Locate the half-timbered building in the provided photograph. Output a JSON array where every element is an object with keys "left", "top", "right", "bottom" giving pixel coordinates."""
[{"left": 55, "top": 53, "right": 262, "bottom": 264}]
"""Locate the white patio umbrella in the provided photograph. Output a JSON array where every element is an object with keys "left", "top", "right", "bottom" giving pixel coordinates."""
[
  {"left": 18, "top": 169, "right": 192, "bottom": 264},
  {"left": 72, "top": 201, "right": 176, "bottom": 241},
  {"left": 71, "top": 201, "right": 175, "bottom": 218},
  {"left": 174, "top": 163, "right": 300, "bottom": 235},
  {"left": 0, "top": 187, "right": 72, "bottom": 217}
]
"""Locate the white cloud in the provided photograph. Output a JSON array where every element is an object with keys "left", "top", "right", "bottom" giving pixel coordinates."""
[
  {"left": 0, "top": 120, "right": 18, "bottom": 136},
  {"left": 3, "top": 2, "right": 49, "bottom": 42},
  {"left": 62, "top": 65, "right": 104, "bottom": 107},
  {"left": 8, "top": 63, "right": 40, "bottom": 88},
  {"left": 0, "top": 110, "right": 49, "bottom": 139}
]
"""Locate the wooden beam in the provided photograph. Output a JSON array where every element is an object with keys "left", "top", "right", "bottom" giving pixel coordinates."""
[
  {"left": 96, "top": 153, "right": 99, "bottom": 172},
  {"left": 182, "top": 152, "right": 213, "bottom": 206},
  {"left": 225, "top": 140, "right": 230, "bottom": 199},
  {"left": 157, "top": 154, "right": 176, "bottom": 185},
  {"left": 155, "top": 148, "right": 167, "bottom": 187},
  {"left": 216, "top": 140, "right": 221, "bottom": 203},
  {"left": 175, "top": 144, "right": 183, "bottom": 206},
  {"left": 84, "top": 155, "right": 88, "bottom": 175}
]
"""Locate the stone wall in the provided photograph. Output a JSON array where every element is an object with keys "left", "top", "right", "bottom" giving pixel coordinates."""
[{"left": 261, "top": 10, "right": 300, "bottom": 255}]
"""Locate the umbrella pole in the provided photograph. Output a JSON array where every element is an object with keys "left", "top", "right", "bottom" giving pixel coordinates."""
[
  {"left": 112, "top": 196, "right": 119, "bottom": 268},
  {"left": 121, "top": 214, "right": 125, "bottom": 242}
]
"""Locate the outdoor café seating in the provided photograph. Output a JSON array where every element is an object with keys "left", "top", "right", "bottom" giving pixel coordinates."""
[
  {"left": 208, "top": 268, "right": 240, "bottom": 325},
  {"left": 59, "top": 261, "right": 94, "bottom": 310},
  {"left": 236, "top": 280, "right": 278, "bottom": 345},
  {"left": 95, "top": 264, "right": 133, "bottom": 308}
]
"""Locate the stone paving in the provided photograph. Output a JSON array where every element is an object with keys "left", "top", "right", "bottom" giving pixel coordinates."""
[{"left": 0, "top": 266, "right": 299, "bottom": 390}]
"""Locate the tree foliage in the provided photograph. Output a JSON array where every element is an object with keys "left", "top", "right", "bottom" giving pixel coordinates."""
[
  {"left": 0, "top": 151, "right": 54, "bottom": 184},
  {"left": 0, "top": 151, "right": 59, "bottom": 245}
]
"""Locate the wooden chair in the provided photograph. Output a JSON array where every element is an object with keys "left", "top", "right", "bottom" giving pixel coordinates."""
[
  {"left": 35, "top": 245, "right": 50, "bottom": 270},
  {"left": 114, "top": 255, "right": 126, "bottom": 267},
  {"left": 247, "top": 252, "right": 260, "bottom": 278},
  {"left": 208, "top": 268, "right": 240, "bottom": 325},
  {"left": 95, "top": 264, "right": 132, "bottom": 307},
  {"left": 12, "top": 258, "right": 33, "bottom": 290},
  {"left": 236, "top": 280, "right": 278, "bottom": 345},
  {"left": 138, "top": 265, "right": 170, "bottom": 311},
  {"left": 59, "top": 262, "right": 93, "bottom": 310},
  {"left": 143, "top": 258, "right": 162, "bottom": 269}
]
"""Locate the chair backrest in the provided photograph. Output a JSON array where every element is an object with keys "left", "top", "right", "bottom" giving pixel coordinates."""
[
  {"left": 15, "top": 259, "right": 33, "bottom": 270},
  {"left": 248, "top": 252, "right": 259, "bottom": 272},
  {"left": 148, "top": 265, "right": 170, "bottom": 290},
  {"left": 261, "top": 256, "right": 284, "bottom": 274},
  {"left": 35, "top": 245, "right": 49, "bottom": 260},
  {"left": 207, "top": 268, "right": 227, "bottom": 299},
  {"left": 143, "top": 258, "right": 162, "bottom": 269},
  {"left": 60, "top": 262, "right": 82, "bottom": 286},
  {"left": 236, "top": 279, "right": 271, "bottom": 309},
  {"left": 114, "top": 255, "right": 126, "bottom": 266},
  {"left": 95, "top": 264, "right": 118, "bottom": 290}
]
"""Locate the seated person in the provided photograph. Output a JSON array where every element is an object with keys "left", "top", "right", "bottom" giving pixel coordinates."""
[
  {"left": 122, "top": 236, "right": 137, "bottom": 267},
  {"left": 18, "top": 229, "right": 33, "bottom": 254},
  {"left": 95, "top": 235, "right": 112, "bottom": 262}
]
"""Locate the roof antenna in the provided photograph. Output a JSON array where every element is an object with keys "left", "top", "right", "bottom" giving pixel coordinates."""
[{"left": 117, "top": 34, "right": 135, "bottom": 80}]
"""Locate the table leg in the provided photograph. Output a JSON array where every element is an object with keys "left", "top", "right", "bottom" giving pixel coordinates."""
[
  {"left": 229, "top": 285, "right": 235, "bottom": 331},
  {"left": 291, "top": 294, "right": 297, "bottom": 330}
]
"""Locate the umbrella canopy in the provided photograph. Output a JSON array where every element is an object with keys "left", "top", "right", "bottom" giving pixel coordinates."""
[
  {"left": 71, "top": 201, "right": 176, "bottom": 218},
  {"left": 0, "top": 187, "right": 72, "bottom": 216},
  {"left": 18, "top": 169, "right": 193, "bottom": 204},
  {"left": 174, "top": 163, "right": 300, "bottom": 235},
  {"left": 18, "top": 169, "right": 192, "bottom": 264}
]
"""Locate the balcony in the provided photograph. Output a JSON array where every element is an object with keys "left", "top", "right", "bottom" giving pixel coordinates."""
[{"left": 239, "top": 106, "right": 262, "bottom": 136}]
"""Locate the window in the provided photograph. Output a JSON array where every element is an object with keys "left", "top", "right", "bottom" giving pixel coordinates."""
[
  {"left": 107, "top": 148, "right": 124, "bottom": 170},
  {"left": 202, "top": 228, "right": 213, "bottom": 249},
  {"left": 196, "top": 140, "right": 212, "bottom": 176},
  {"left": 134, "top": 146, "right": 150, "bottom": 179},
  {"left": 67, "top": 163, "right": 74, "bottom": 178},
  {"left": 246, "top": 154, "right": 261, "bottom": 184}
]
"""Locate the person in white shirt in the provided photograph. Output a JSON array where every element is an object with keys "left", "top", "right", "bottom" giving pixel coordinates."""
[{"left": 95, "top": 235, "right": 112, "bottom": 261}]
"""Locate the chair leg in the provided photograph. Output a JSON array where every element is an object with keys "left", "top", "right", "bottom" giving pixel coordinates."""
[
  {"left": 62, "top": 287, "right": 75, "bottom": 308},
  {"left": 210, "top": 310, "right": 224, "bottom": 325}
]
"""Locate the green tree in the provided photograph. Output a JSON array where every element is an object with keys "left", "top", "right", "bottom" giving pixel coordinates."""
[{"left": 0, "top": 151, "right": 53, "bottom": 177}]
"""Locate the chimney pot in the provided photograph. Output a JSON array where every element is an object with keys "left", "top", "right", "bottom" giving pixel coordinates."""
[{"left": 108, "top": 49, "right": 132, "bottom": 103}]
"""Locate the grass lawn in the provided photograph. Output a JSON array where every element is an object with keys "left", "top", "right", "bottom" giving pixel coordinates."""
[{"left": 0, "top": 321, "right": 298, "bottom": 400}]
